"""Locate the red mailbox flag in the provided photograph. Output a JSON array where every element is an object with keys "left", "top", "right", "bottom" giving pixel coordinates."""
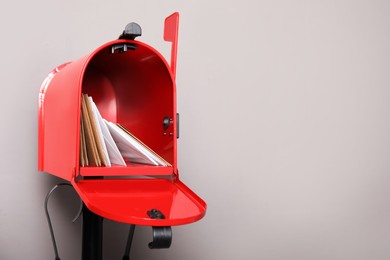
[{"left": 164, "top": 12, "right": 179, "bottom": 79}]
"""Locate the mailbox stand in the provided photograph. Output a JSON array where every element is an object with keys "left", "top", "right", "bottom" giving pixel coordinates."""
[
  {"left": 39, "top": 13, "right": 206, "bottom": 260},
  {"left": 82, "top": 205, "right": 103, "bottom": 260}
]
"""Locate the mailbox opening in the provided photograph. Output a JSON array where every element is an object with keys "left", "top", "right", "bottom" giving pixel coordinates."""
[
  {"left": 82, "top": 43, "right": 175, "bottom": 165},
  {"left": 78, "top": 40, "right": 177, "bottom": 177}
]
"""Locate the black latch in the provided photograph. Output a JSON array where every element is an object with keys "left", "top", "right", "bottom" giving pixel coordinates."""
[
  {"left": 162, "top": 117, "right": 171, "bottom": 131},
  {"left": 147, "top": 209, "right": 165, "bottom": 219}
]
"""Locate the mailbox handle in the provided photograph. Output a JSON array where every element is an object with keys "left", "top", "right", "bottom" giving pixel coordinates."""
[
  {"left": 119, "top": 22, "right": 142, "bottom": 40},
  {"left": 164, "top": 12, "right": 179, "bottom": 80}
]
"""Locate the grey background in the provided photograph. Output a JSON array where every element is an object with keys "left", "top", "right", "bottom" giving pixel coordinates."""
[{"left": 1, "top": 0, "right": 390, "bottom": 259}]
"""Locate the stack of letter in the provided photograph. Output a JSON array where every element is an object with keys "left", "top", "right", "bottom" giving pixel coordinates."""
[{"left": 80, "top": 93, "right": 170, "bottom": 167}]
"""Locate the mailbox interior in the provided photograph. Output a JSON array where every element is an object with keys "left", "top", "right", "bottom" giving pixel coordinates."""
[{"left": 79, "top": 41, "right": 177, "bottom": 177}]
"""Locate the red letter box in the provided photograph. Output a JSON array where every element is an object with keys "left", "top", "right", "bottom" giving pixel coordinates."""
[{"left": 38, "top": 13, "right": 206, "bottom": 227}]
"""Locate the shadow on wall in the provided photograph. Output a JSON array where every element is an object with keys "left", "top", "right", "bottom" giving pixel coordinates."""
[{"left": 39, "top": 174, "right": 82, "bottom": 259}]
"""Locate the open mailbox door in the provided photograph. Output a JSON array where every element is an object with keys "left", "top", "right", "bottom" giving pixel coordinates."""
[{"left": 38, "top": 13, "right": 206, "bottom": 227}]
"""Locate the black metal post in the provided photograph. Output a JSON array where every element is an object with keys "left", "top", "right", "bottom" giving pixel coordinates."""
[
  {"left": 122, "top": 225, "right": 136, "bottom": 260},
  {"left": 82, "top": 204, "right": 103, "bottom": 260}
]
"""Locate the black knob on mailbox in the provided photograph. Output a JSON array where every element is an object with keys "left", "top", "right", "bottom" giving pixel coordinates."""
[
  {"left": 112, "top": 22, "right": 142, "bottom": 53},
  {"left": 119, "top": 22, "right": 142, "bottom": 40}
]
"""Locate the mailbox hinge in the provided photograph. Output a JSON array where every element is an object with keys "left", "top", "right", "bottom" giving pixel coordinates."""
[{"left": 176, "top": 113, "right": 180, "bottom": 139}]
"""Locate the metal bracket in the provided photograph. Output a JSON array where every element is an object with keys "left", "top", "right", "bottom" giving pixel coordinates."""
[
  {"left": 111, "top": 43, "right": 137, "bottom": 54},
  {"left": 147, "top": 209, "right": 172, "bottom": 249},
  {"left": 149, "top": 226, "right": 172, "bottom": 249}
]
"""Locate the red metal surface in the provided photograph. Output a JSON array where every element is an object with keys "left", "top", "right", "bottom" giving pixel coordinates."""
[
  {"left": 38, "top": 58, "right": 88, "bottom": 180},
  {"left": 72, "top": 178, "right": 206, "bottom": 226},
  {"left": 38, "top": 62, "right": 71, "bottom": 172},
  {"left": 38, "top": 12, "right": 206, "bottom": 226},
  {"left": 80, "top": 164, "right": 173, "bottom": 177}
]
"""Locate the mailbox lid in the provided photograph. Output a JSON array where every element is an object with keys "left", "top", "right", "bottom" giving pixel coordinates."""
[{"left": 72, "top": 178, "right": 206, "bottom": 226}]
